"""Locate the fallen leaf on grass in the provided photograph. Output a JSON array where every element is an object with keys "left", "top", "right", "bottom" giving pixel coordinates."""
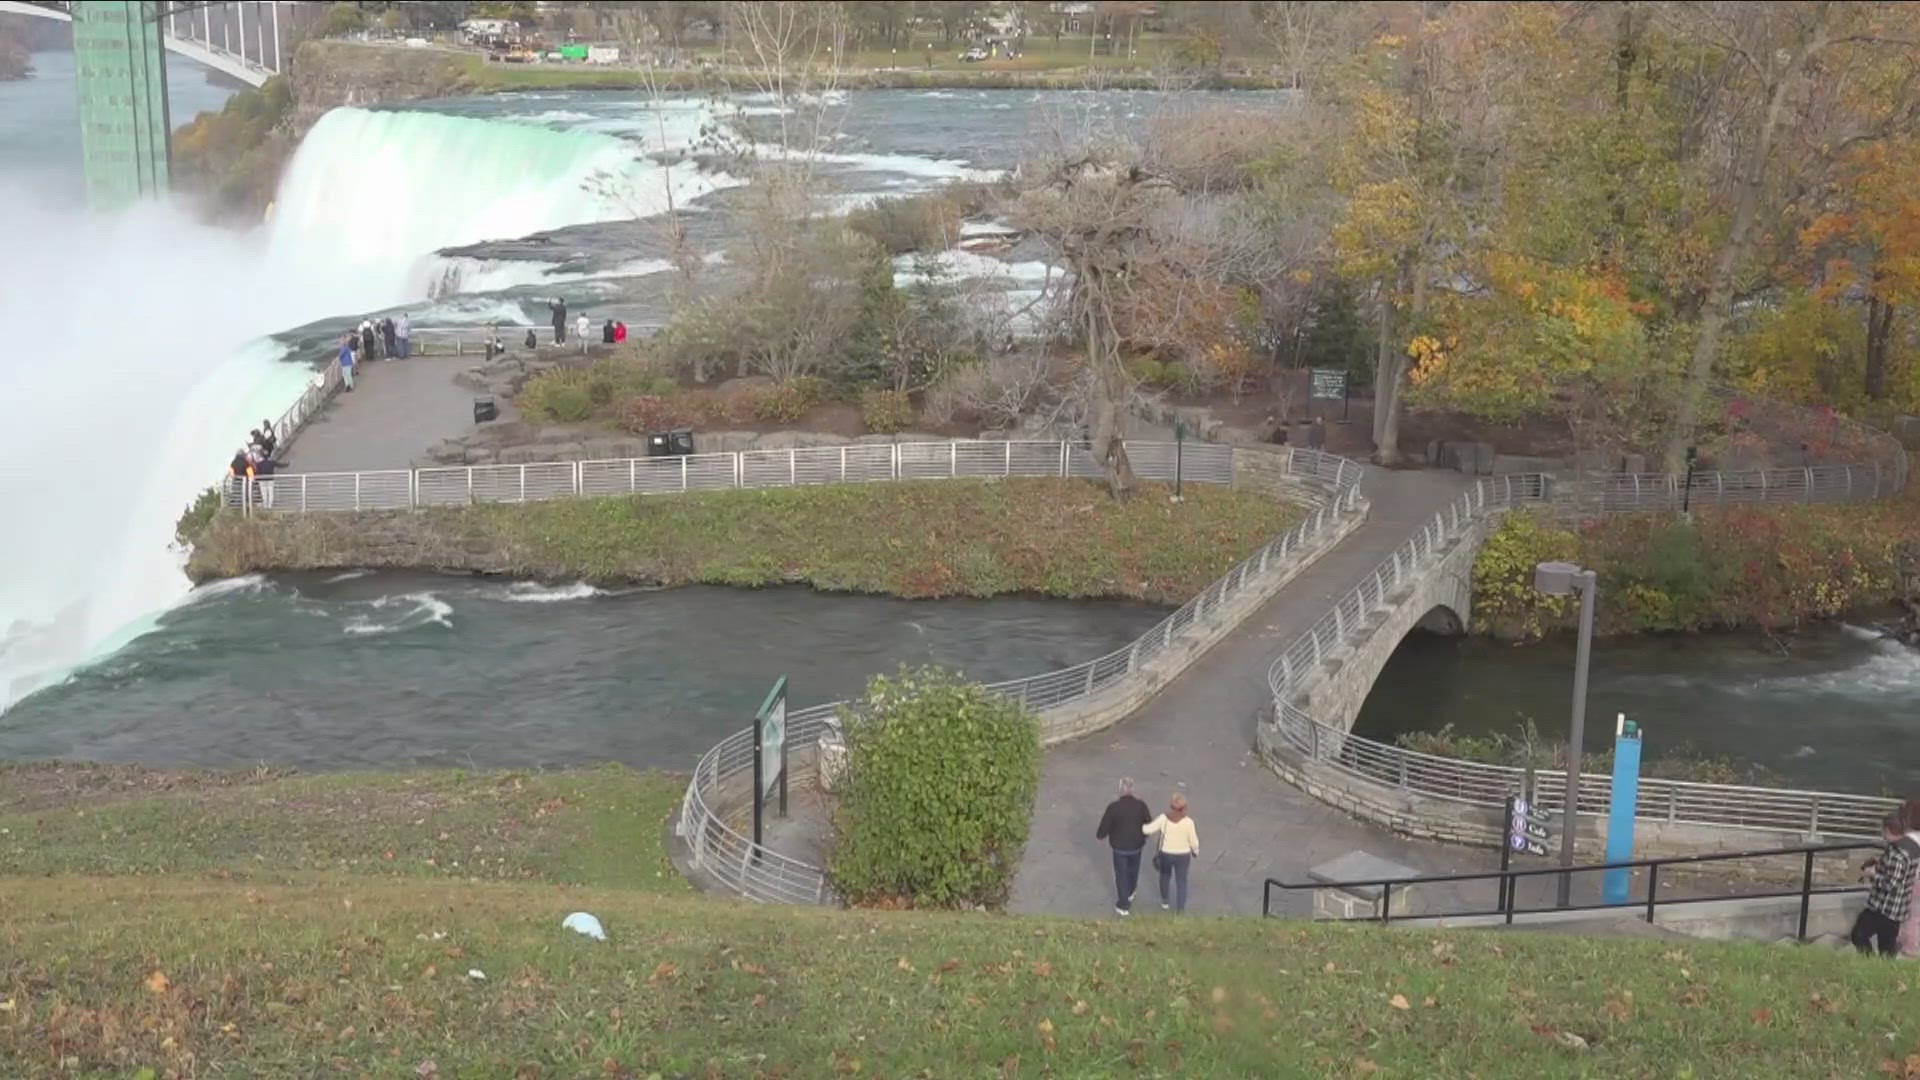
[
  {"left": 1751, "top": 1007, "right": 1773, "bottom": 1026},
  {"left": 1388, "top": 994, "right": 1410, "bottom": 1011},
  {"left": 1030, "top": 961, "right": 1052, "bottom": 977},
  {"left": 144, "top": 970, "right": 170, "bottom": 994},
  {"left": 1210, "top": 986, "right": 1228, "bottom": 1005},
  {"left": 1038, "top": 1017, "right": 1056, "bottom": 1051},
  {"left": 1877, "top": 1052, "right": 1920, "bottom": 1078},
  {"left": 1423, "top": 996, "right": 1437, "bottom": 1008},
  {"left": 414, "top": 1060, "right": 438, "bottom": 1078},
  {"left": 896, "top": 957, "right": 915, "bottom": 973},
  {"left": 1554, "top": 1031, "right": 1590, "bottom": 1052},
  {"left": 1810, "top": 993, "right": 1841, "bottom": 1014},
  {"left": 647, "top": 962, "right": 677, "bottom": 986},
  {"left": 1071, "top": 1000, "right": 1089, "bottom": 1016},
  {"left": 1353, "top": 1058, "right": 1380, "bottom": 1075},
  {"left": 1323, "top": 961, "right": 1337, "bottom": 973},
  {"left": 937, "top": 959, "right": 961, "bottom": 973}
]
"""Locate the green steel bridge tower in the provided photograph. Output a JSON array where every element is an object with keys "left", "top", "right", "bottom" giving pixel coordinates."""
[{"left": 2, "top": 0, "right": 288, "bottom": 210}]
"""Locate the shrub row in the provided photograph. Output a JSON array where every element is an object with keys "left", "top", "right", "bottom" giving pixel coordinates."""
[{"left": 1473, "top": 487, "right": 1920, "bottom": 639}]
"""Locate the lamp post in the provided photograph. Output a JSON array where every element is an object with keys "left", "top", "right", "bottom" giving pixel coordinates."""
[
  {"left": 1533, "top": 560, "right": 1598, "bottom": 908},
  {"left": 1681, "top": 446, "right": 1698, "bottom": 515}
]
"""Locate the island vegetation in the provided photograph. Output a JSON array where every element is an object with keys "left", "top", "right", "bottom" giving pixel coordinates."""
[{"left": 186, "top": 476, "right": 1303, "bottom": 605}]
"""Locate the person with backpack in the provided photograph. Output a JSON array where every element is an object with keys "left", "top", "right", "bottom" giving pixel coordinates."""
[{"left": 1852, "top": 810, "right": 1920, "bottom": 955}]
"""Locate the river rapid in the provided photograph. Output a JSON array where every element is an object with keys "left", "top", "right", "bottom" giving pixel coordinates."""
[{"left": 1353, "top": 620, "right": 1920, "bottom": 793}]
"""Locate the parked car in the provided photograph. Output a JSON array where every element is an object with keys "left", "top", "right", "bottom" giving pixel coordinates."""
[{"left": 959, "top": 47, "right": 989, "bottom": 62}]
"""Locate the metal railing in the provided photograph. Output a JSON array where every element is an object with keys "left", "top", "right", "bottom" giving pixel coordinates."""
[
  {"left": 676, "top": 444, "right": 1366, "bottom": 904},
  {"left": 1265, "top": 460, "right": 1911, "bottom": 843},
  {"left": 1262, "top": 841, "right": 1880, "bottom": 943},
  {"left": 227, "top": 438, "right": 1303, "bottom": 514},
  {"left": 1556, "top": 461, "right": 1901, "bottom": 515}
]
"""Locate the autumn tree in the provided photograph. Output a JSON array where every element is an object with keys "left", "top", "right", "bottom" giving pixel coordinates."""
[{"left": 1655, "top": 1, "right": 1920, "bottom": 466}]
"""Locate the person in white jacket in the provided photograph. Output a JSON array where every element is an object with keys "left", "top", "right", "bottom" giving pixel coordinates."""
[{"left": 1144, "top": 793, "right": 1199, "bottom": 913}]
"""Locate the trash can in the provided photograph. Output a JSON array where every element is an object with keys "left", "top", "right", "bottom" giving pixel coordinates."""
[
  {"left": 648, "top": 431, "right": 695, "bottom": 457},
  {"left": 473, "top": 397, "right": 498, "bottom": 423}
]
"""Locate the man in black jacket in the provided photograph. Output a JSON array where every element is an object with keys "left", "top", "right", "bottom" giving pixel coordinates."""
[{"left": 1096, "top": 777, "right": 1152, "bottom": 916}]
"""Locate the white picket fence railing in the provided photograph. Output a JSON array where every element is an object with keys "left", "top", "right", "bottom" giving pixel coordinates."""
[{"left": 225, "top": 438, "right": 1252, "bottom": 513}]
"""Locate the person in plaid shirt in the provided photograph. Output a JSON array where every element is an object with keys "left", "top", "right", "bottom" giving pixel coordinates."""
[{"left": 1852, "top": 811, "right": 1920, "bottom": 956}]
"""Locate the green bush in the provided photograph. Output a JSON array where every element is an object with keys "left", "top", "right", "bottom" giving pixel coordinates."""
[
  {"left": 585, "top": 357, "right": 676, "bottom": 405},
  {"left": 1470, "top": 512, "right": 1578, "bottom": 641},
  {"left": 1396, "top": 722, "right": 1778, "bottom": 786},
  {"left": 859, "top": 388, "right": 914, "bottom": 433},
  {"left": 748, "top": 377, "right": 828, "bottom": 423},
  {"left": 174, "top": 486, "right": 224, "bottom": 548},
  {"left": 829, "top": 667, "right": 1041, "bottom": 909},
  {"left": 518, "top": 371, "right": 598, "bottom": 423}
]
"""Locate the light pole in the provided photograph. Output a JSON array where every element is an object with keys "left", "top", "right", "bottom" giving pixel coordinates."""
[{"left": 1533, "top": 560, "right": 1598, "bottom": 908}]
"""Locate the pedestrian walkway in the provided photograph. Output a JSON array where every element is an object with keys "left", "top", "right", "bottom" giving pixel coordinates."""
[
  {"left": 284, "top": 356, "right": 515, "bottom": 473},
  {"left": 1011, "top": 466, "right": 1507, "bottom": 918}
]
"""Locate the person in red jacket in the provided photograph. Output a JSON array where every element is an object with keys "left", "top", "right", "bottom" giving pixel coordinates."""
[{"left": 613, "top": 320, "right": 628, "bottom": 343}]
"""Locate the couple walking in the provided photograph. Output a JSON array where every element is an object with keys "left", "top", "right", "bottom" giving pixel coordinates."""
[{"left": 1096, "top": 778, "right": 1199, "bottom": 915}]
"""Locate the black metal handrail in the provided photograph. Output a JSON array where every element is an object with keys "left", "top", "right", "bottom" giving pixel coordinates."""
[{"left": 1262, "top": 841, "right": 1883, "bottom": 943}]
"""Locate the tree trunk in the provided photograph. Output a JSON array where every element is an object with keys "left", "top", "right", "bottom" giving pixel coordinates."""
[
  {"left": 1086, "top": 312, "right": 1137, "bottom": 499},
  {"left": 1666, "top": 19, "right": 1826, "bottom": 470},
  {"left": 1371, "top": 289, "right": 1393, "bottom": 446},
  {"left": 1866, "top": 292, "right": 1895, "bottom": 400},
  {"left": 1605, "top": 1, "right": 1639, "bottom": 260}
]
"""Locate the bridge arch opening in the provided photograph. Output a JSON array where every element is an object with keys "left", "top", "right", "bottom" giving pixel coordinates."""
[{"left": 1414, "top": 603, "right": 1466, "bottom": 637}]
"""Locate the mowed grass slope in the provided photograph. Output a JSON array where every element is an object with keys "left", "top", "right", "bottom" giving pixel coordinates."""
[{"left": 3, "top": 764, "right": 1918, "bottom": 1078}]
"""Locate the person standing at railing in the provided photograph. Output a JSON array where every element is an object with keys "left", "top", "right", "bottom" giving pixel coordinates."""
[
  {"left": 228, "top": 446, "right": 255, "bottom": 506},
  {"left": 396, "top": 312, "right": 411, "bottom": 359},
  {"left": 550, "top": 297, "right": 568, "bottom": 344},
  {"left": 338, "top": 333, "right": 356, "bottom": 392},
  {"left": 359, "top": 319, "right": 379, "bottom": 363},
  {"left": 1143, "top": 793, "right": 1199, "bottom": 914},
  {"left": 1851, "top": 810, "right": 1920, "bottom": 956},
  {"left": 1096, "top": 777, "right": 1152, "bottom": 917},
  {"left": 380, "top": 316, "right": 397, "bottom": 360},
  {"left": 257, "top": 420, "right": 277, "bottom": 459}
]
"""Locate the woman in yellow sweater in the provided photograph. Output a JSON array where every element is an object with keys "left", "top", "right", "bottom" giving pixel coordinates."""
[{"left": 1144, "top": 794, "right": 1199, "bottom": 913}]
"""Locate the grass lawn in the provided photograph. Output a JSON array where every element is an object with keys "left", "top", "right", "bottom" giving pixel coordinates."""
[
  {"left": 189, "top": 477, "right": 1302, "bottom": 606},
  {"left": 4, "top": 763, "right": 1918, "bottom": 1078}
]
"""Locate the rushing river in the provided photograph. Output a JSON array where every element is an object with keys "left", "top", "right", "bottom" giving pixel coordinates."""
[
  {"left": 0, "top": 572, "right": 1165, "bottom": 771},
  {"left": 1352, "top": 621, "right": 1920, "bottom": 793}
]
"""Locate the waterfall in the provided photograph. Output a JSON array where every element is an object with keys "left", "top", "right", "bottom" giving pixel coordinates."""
[
  {"left": 269, "top": 107, "right": 721, "bottom": 307},
  {"left": 0, "top": 102, "right": 717, "bottom": 711}
]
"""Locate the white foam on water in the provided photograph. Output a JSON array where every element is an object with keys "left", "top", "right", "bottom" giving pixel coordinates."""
[
  {"left": 424, "top": 255, "right": 679, "bottom": 298},
  {"left": 343, "top": 593, "right": 455, "bottom": 636},
  {"left": 489, "top": 581, "right": 606, "bottom": 603}
]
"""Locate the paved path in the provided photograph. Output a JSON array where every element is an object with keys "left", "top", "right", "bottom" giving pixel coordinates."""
[
  {"left": 284, "top": 356, "right": 512, "bottom": 473},
  {"left": 1011, "top": 466, "right": 1510, "bottom": 919}
]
